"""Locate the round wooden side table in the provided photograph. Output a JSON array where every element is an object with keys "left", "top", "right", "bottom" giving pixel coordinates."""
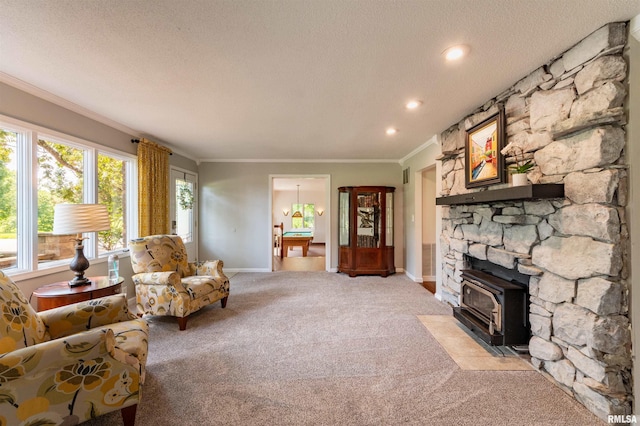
[{"left": 32, "top": 276, "right": 124, "bottom": 312}]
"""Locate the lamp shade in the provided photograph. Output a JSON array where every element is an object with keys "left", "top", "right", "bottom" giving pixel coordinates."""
[{"left": 53, "top": 204, "right": 111, "bottom": 235}]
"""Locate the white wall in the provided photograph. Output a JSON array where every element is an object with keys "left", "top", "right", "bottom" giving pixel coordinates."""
[
  {"left": 421, "top": 168, "right": 437, "bottom": 244},
  {"left": 399, "top": 139, "right": 442, "bottom": 285},
  {"left": 198, "top": 161, "right": 402, "bottom": 271}
]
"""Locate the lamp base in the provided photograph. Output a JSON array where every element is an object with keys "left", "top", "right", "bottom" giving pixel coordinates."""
[
  {"left": 68, "top": 277, "right": 92, "bottom": 287},
  {"left": 68, "top": 238, "right": 92, "bottom": 287}
]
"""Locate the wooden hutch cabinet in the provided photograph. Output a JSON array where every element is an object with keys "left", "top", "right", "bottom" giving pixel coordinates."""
[{"left": 338, "top": 186, "right": 395, "bottom": 277}]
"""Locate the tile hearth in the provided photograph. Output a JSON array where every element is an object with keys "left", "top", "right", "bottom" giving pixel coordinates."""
[{"left": 418, "top": 315, "right": 532, "bottom": 371}]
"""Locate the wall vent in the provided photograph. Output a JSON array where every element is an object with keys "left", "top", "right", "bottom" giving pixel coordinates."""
[{"left": 422, "top": 243, "right": 436, "bottom": 276}]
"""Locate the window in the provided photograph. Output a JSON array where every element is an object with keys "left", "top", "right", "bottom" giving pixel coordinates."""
[
  {"left": 292, "top": 203, "right": 314, "bottom": 229},
  {"left": 0, "top": 115, "right": 137, "bottom": 277}
]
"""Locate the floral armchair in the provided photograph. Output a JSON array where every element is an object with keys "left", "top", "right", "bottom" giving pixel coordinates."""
[
  {"left": 129, "top": 235, "right": 230, "bottom": 331},
  {"left": 0, "top": 270, "right": 149, "bottom": 426}
]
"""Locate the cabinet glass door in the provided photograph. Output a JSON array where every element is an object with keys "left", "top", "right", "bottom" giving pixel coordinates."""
[
  {"left": 357, "top": 192, "right": 380, "bottom": 248},
  {"left": 386, "top": 192, "right": 393, "bottom": 246},
  {"left": 339, "top": 191, "right": 350, "bottom": 246}
]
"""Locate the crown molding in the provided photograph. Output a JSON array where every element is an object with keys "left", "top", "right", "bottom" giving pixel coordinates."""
[
  {"left": 200, "top": 158, "right": 400, "bottom": 163},
  {"left": 0, "top": 71, "right": 198, "bottom": 162},
  {"left": 0, "top": 72, "right": 142, "bottom": 136},
  {"left": 399, "top": 134, "right": 439, "bottom": 165}
]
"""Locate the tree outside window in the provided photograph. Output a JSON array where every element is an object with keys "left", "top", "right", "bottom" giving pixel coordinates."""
[
  {"left": 0, "top": 129, "right": 17, "bottom": 269},
  {"left": 97, "top": 153, "right": 127, "bottom": 253},
  {"left": 37, "top": 139, "right": 84, "bottom": 264},
  {"left": 292, "top": 203, "right": 314, "bottom": 229}
]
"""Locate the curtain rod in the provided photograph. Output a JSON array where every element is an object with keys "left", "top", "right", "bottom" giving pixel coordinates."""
[{"left": 131, "top": 139, "right": 172, "bottom": 155}]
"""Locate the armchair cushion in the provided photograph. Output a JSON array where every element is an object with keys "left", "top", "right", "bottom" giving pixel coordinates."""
[
  {"left": 130, "top": 234, "right": 191, "bottom": 277},
  {"left": 39, "top": 294, "right": 136, "bottom": 340},
  {"left": 0, "top": 272, "right": 46, "bottom": 353},
  {"left": 182, "top": 276, "right": 227, "bottom": 300}
]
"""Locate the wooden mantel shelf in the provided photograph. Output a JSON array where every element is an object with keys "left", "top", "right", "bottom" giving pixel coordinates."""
[{"left": 435, "top": 184, "right": 564, "bottom": 206}]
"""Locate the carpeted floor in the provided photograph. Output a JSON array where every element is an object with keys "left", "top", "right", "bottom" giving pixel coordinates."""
[{"left": 85, "top": 272, "right": 604, "bottom": 426}]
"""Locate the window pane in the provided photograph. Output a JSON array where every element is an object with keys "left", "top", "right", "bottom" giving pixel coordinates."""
[
  {"left": 37, "top": 138, "right": 84, "bottom": 264},
  {"left": 339, "top": 191, "right": 349, "bottom": 246},
  {"left": 98, "top": 153, "right": 127, "bottom": 253},
  {"left": 303, "top": 203, "right": 314, "bottom": 228},
  {"left": 292, "top": 203, "right": 315, "bottom": 229},
  {"left": 0, "top": 129, "right": 17, "bottom": 269},
  {"left": 175, "top": 179, "right": 194, "bottom": 243}
]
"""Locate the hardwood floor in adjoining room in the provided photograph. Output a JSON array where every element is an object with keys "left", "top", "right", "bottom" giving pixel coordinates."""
[
  {"left": 421, "top": 281, "right": 436, "bottom": 293},
  {"left": 274, "top": 243, "right": 325, "bottom": 272}
]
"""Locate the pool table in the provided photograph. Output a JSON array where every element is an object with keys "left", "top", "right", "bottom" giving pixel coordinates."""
[{"left": 282, "top": 231, "right": 314, "bottom": 258}]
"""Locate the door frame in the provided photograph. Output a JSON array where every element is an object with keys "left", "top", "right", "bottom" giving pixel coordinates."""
[
  {"left": 413, "top": 162, "right": 443, "bottom": 299},
  {"left": 268, "top": 174, "right": 331, "bottom": 272}
]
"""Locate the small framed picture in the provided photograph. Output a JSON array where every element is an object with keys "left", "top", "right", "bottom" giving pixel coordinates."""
[{"left": 465, "top": 108, "right": 506, "bottom": 188}]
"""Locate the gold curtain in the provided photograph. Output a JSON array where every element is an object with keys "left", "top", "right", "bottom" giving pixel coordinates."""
[{"left": 137, "top": 138, "right": 172, "bottom": 236}]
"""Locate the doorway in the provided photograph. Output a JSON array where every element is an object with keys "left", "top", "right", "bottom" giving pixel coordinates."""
[
  {"left": 270, "top": 175, "right": 330, "bottom": 272},
  {"left": 421, "top": 167, "right": 437, "bottom": 293}
]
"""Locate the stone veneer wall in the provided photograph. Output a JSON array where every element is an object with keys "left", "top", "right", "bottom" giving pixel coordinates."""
[{"left": 438, "top": 22, "right": 631, "bottom": 420}]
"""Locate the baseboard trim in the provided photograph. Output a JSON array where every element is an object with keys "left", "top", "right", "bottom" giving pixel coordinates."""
[
  {"left": 404, "top": 270, "right": 422, "bottom": 283},
  {"left": 225, "top": 268, "right": 271, "bottom": 273}
]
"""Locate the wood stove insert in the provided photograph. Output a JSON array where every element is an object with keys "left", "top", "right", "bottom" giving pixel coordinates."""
[{"left": 454, "top": 268, "right": 529, "bottom": 346}]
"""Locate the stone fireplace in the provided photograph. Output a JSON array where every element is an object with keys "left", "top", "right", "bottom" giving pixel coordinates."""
[{"left": 436, "top": 22, "right": 631, "bottom": 420}]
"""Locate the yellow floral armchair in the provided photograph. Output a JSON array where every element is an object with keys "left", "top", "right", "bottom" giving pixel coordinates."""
[
  {"left": 0, "top": 270, "right": 149, "bottom": 426},
  {"left": 128, "top": 235, "right": 230, "bottom": 331}
]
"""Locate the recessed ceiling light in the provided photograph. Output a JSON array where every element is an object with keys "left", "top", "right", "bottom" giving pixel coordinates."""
[
  {"left": 406, "top": 100, "right": 423, "bottom": 109},
  {"left": 443, "top": 44, "right": 469, "bottom": 61},
  {"left": 386, "top": 128, "right": 398, "bottom": 135}
]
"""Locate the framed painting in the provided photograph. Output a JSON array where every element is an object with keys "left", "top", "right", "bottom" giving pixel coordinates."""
[{"left": 464, "top": 108, "right": 506, "bottom": 188}]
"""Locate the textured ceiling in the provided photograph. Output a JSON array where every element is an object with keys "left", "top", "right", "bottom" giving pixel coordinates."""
[{"left": 1, "top": 1, "right": 639, "bottom": 162}]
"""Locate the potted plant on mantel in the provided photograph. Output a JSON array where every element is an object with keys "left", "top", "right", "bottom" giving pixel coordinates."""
[{"left": 501, "top": 142, "right": 534, "bottom": 186}]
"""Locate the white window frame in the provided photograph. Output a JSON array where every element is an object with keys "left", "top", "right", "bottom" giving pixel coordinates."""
[{"left": 0, "top": 114, "right": 138, "bottom": 281}]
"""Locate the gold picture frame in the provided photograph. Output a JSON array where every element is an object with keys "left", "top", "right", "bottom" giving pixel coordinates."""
[{"left": 465, "top": 108, "right": 506, "bottom": 188}]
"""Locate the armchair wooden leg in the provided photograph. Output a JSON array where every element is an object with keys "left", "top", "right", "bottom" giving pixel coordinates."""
[
  {"left": 177, "top": 316, "right": 188, "bottom": 331},
  {"left": 121, "top": 404, "right": 137, "bottom": 426},
  {"left": 221, "top": 296, "right": 228, "bottom": 308}
]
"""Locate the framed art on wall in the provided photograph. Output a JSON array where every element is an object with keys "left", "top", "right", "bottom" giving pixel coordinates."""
[{"left": 464, "top": 107, "right": 506, "bottom": 188}]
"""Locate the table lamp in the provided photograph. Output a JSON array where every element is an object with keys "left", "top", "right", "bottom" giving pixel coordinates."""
[{"left": 53, "top": 204, "right": 111, "bottom": 287}]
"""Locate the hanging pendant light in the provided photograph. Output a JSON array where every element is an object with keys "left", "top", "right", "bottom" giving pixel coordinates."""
[{"left": 292, "top": 184, "right": 303, "bottom": 218}]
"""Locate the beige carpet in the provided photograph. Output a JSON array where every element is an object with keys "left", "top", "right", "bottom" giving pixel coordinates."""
[{"left": 86, "top": 272, "right": 604, "bottom": 426}]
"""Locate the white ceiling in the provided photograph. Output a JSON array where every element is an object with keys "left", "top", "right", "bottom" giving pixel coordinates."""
[{"left": 2, "top": 1, "right": 639, "bottom": 162}]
